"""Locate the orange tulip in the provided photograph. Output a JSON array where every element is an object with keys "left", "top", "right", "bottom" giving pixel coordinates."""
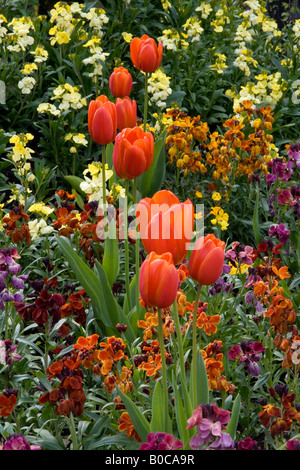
[
  {"left": 109, "top": 66, "right": 133, "bottom": 98},
  {"left": 88, "top": 95, "right": 117, "bottom": 146},
  {"left": 130, "top": 34, "right": 163, "bottom": 73},
  {"left": 136, "top": 190, "right": 194, "bottom": 266},
  {"left": 139, "top": 251, "right": 179, "bottom": 308},
  {"left": 188, "top": 234, "right": 225, "bottom": 285},
  {"left": 116, "top": 97, "right": 137, "bottom": 131},
  {"left": 112, "top": 126, "right": 154, "bottom": 180}
]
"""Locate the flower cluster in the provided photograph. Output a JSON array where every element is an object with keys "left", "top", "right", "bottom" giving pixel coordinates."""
[
  {"left": 202, "top": 340, "right": 235, "bottom": 393},
  {"left": 187, "top": 403, "right": 234, "bottom": 450},
  {"left": 0, "top": 433, "right": 41, "bottom": 450},
  {"left": 258, "top": 384, "right": 300, "bottom": 436},
  {"left": 39, "top": 351, "right": 86, "bottom": 417},
  {"left": 228, "top": 340, "right": 265, "bottom": 376}
]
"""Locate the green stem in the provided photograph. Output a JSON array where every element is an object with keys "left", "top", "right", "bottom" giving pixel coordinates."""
[
  {"left": 72, "top": 152, "right": 76, "bottom": 176},
  {"left": 68, "top": 412, "right": 79, "bottom": 450},
  {"left": 157, "top": 307, "right": 169, "bottom": 432},
  {"left": 44, "top": 320, "right": 49, "bottom": 373},
  {"left": 102, "top": 144, "right": 106, "bottom": 221},
  {"left": 133, "top": 177, "right": 140, "bottom": 317},
  {"left": 172, "top": 298, "right": 186, "bottom": 384},
  {"left": 192, "top": 284, "right": 202, "bottom": 408},
  {"left": 143, "top": 72, "right": 149, "bottom": 132},
  {"left": 124, "top": 179, "right": 130, "bottom": 308}
]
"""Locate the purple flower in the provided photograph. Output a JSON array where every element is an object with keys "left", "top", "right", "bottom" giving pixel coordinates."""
[
  {"left": 0, "top": 340, "right": 22, "bottom": 365},
  {"left": 139, "top": 433, "right": 183, "bottom": 450},
  {"left": 209, "top": 432, "right": 234, "bottom": 450},
  {"left": 228, "top": 340, "right": 265, "bottom": 376},
  {"left": 268, "top": 224, "right": 290, "bottom": 244},
  {"left": 245, "top": 291, "right": 255, "bottom": 304},
  {"left": 2, "top": 434, "right": 41, "bottom": 450}
]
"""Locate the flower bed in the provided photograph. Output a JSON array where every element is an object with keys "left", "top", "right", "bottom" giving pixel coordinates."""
[{"left": 0, "top": 0, "right": 299, "bottom": 452}]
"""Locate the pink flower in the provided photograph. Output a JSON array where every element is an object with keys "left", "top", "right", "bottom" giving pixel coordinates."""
[
  {"left": 2, "top": 434, "right": 41, "bottom": 450},
  {"left": 277, "top": 189, "right": 293, "bottom": 205},
  {"left": 139, "top": 432, "right": 183, "bottom": 450}
]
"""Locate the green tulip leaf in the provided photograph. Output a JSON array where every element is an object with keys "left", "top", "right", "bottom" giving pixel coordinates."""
[
  {"left": 150, "top": 380, "right": 165, "bottom": 433},
  {"left": 226, "top": 393, "right": 241, "bottom": 441},
  {"left": 102, "top": 219, "right": 120, "bottom": 286},
  {"left": 190, "top": 350, "right": 209, "bottom": 407}
]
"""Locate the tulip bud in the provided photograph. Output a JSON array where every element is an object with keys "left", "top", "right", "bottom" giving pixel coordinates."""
[
  {"left": 88, "top": 95, "right": 117, "bottom": 146},
  {"left": 130, "top": 34, "right": 163, "bottom": 73},
  {"left": 116, "top": 97, "right": 137, "bottom": 131},
  {"left": 139, "top": 252, "right": 179, "bottom": 308},
  {"left": 112, "top": 126, "right": 154, "bottom": 180},
  {"left": 109, "top": 66, "right": 133, "bottom": 98},
  {"left": 188, "top": 234, "right": 225, "bottom": 285}
]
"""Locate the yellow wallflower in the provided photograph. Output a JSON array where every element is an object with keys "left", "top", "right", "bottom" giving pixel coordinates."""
[
  {"left": 122, "top": 32, "right": 132, "bottom": 43},
  {"left": 212, "top": 192, "right": 222, "bottom": 201},
  {"left": 28, "top": 202, "right": 54, "bottom": 217}
]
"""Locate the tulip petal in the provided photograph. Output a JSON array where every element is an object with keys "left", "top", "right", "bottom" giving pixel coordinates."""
[{"left": 194, "top": 246, "right": 225, "bottom": 285}]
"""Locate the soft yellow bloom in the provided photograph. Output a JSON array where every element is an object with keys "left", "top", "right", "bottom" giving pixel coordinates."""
[
  {"left": 21, "top": 63, "right": 38, "bottom": 75},
  {"left": 28, "top": 202, "right": 54, "bottom": 217},
  {"left": 122, "top": 32, "right": 132, "bottom": 43}
]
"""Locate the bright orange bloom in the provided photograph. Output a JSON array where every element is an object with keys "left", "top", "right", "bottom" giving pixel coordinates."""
[
  {"left": 272, "top": 265, "right": 291, "bottom": 280},
  {"left": 253, "top": 280, "right": 269, "bottom": 297},
  {"left": 130, "top": 34, "right": 163, "bottom": 73},
  {"left": 138, "top": 354, "right": 162, "bottom": 377},
  {"left": 137, "top": 190, "right": 194, "bottom": 265},
  {"left": 97, "top": 336, "right": 128, "bottom": 375},
  {"left": 137, "top": 310, "right": 159, "bottom": 340},
  {"left": 109, "top": 66, "right": 133, "bottom": 98},
  {"left": 196, "top": 312, "right": 220, "bottom": 336},
  {"left": 112, "top": 126, "right": 154, "bottom": 179},
  {"left": 74, "top": 334, "right": 99, "bottom": 351},
  {"left": 189, "top": 234, "right": 225, "bottom": 285},
  {"left": 139, "top": 251, "right": 179, "bottom": 309},
  {"left": 115, "top": 96, "right": 137, "bottom": 131},
  {"left": 88, "top": 95, "right": 117, "bottom": 145}
]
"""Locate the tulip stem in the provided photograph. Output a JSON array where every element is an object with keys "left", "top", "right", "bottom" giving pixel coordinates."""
[
  {"left": 133, "top": 177, "right": 140, "bottom": 317},
  {"left": 192, "top": 283, "right": 202, "bottom": 409},
  {"left": 102, "top": 145, "right": 107, "bottom": 224},
  {"left": 143, "top": 72, "right": 148, "bottom": 132},
  {"left": 157, "top": 307, "right": 169, "bottom": 432},
  {"left": 172, "top": 298, "right": 186, "bottom": 385},
  {"left": 124, "top": 179, "right": 130, "bottom": 309}
]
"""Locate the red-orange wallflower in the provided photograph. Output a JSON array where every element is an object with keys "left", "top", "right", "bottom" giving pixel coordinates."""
[{"left": 0, "top": 393, "right": 17, "bottom": 417}]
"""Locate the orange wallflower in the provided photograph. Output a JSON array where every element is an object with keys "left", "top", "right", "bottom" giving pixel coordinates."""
[
  {"left": 272, "top": 266, "right": 291, "bottom": 280},
  {"left": 138, "top": 354, "right": 162, "bottom": 377},
  {"left": 118, "top": 411, "right": 141, "bottom": 442},
  {"left": 196, "top": 312, "right": 220, "bottom": 335},
  {"left": 97, "top": 336, "right": 128, "bottom": 375}
]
